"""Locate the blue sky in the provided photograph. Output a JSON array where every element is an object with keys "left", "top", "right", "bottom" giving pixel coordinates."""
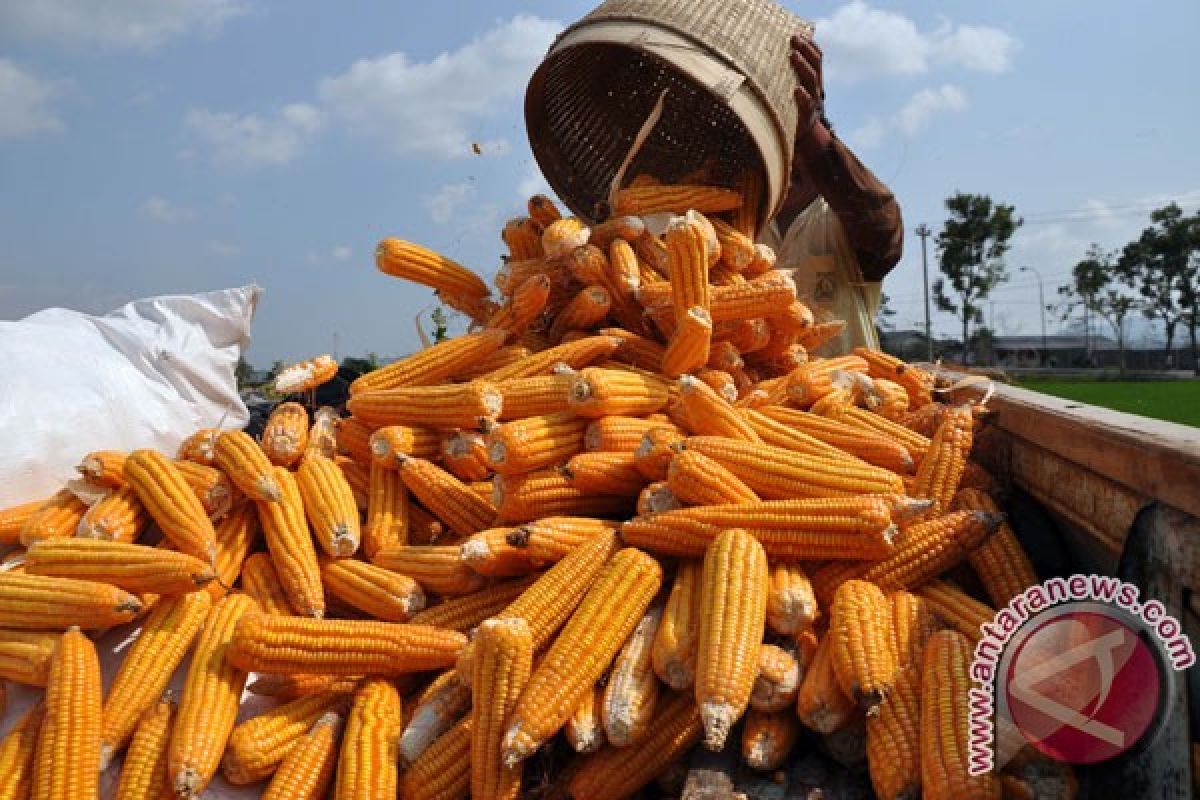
[{"left": 1, "top": 0, "right": 1197, "bottom": 364}]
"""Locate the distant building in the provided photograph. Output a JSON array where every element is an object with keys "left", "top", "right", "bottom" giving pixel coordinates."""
[{"left": 991, "top": 334, "right": 1118, "bottom": 368}]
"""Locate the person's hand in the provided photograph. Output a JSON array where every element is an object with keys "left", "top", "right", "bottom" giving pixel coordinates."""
[{"left": 791, "top": 33, "right": 831, "bottom": 154}]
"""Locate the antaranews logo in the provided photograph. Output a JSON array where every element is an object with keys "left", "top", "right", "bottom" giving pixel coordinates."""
[{"left": 966, "top": 574, "right": 1194, "bottom": 775}]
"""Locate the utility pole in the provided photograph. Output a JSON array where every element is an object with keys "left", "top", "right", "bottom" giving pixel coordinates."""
[
  {"left": 915, "top": 223, "right": 933, "bottom": 362},
  {"left": 1018, "top": 266, "right": 1048, "bottom": 366}
]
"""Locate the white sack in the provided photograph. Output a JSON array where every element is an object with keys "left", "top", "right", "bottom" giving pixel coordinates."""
[{"left": 0, "top": 285, "right": 260, "bottom": 507}]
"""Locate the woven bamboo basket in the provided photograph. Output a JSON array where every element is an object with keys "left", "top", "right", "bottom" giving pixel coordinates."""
[{"left": 525, "top": 0, "right": 811, "bottom": 236}]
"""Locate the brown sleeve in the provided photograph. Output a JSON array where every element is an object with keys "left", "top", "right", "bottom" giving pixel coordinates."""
[{"left": 792, "top": 132, "right": 904, "bottom": 282}]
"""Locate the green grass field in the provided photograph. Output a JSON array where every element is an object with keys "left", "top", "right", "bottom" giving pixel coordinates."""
[{"left": 1016, "top": 379, "right": 1200, "bottom": 427}]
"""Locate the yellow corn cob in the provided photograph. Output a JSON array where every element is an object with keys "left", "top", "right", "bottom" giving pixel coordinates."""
[
  {"left": 811, "top": 510, "right": 1003, "bottom": 604},
  {"left": 0, "top": 702, "right": 45, "bottom": 799},
  {"left": 436, "top": 431, "right": 489, "bottom": 483},
  {"left": 367, "top": 424, "right": 441, "bottom": 467},
  {"left": 705, "top": 215, "right": 754, "bottom": 270},
  {"left": 407, "top": 577, "right": 534, "bottom": 634},
  {"left": 718, "top": 319, "right": 772, "bottom": 358},
  {"left": 705, "top": 338, "right": 743, "bottom": 372},
  {"left": 304, "top": 406, "right": 340, "bottom": 461},
  {"left": 177, "top": 428, "right": 219, "bottom": 466},
  {"left": 400, "top": 716, "right": 472, "bottom": 800},
  {"left": 222, "top": 690, "right": 351, "bottom": 785},
  {"left": 890, "top": 590, "right": 939, "bottom": 671},
  {"left": 541, "top": 217, "right": 590, "bottom": 259},
  {"left": 274, "top": 354, "right": 338, "bottom": 394},
  {"left": 660, "top": 305, "right": 712, "bottom": 378},
  {"left": 652, "top": 560, "right": 702, "bottom": 690},
  {"left": 504, "top": 516, "right": 616, "bottom": 564},
  {"left": 795, "top": 633, "right": 856, "bottom": 734},
  {"left": 921, "top": 630, "right": 1001, "bottom": 800},
  {"left": 0, "top": 630, "right": 58, "bottom": 686},
  {"left": 693, "top": 270, "right": 797, "bottom": 322},
  {"left": 321, "top": 557, "right": 425, "bottom": 621},
  {"left": 916, "top": 580, "right": 995, "bottom": 643},
  {"left": 31, "top": 627, "right": 102, "bottom": 800},
  {"left": 583, "top": 415, "right": 675, "bottom": 454},
  {"left": 18, "top": 488, "right": 87, "bottom": 547},
  {"left": 752, "top": 342, "right": 811, "bottom": 375},
  {"left": 561, "top": 451, "right": 646, "bottom": 496},
  {"left": 766, "top": 563, "right": 818, "bottom": 636},
  {"left": 796, "top": 319, "right": 848, "bottom": 351},
  {"left": 375, "top": 237, "right": 490, "bottom": 298},
  {"left": 829, "top": 579, "right": 897, "bottom": 712},
  {"left": 26, "top": 538, "right": 215, "bottom": 596},
  {"left": 261, "top": 712, "right": 341, "bottom": 800},
  {"left": 455, "top": 345, "right": 533, "bottom": 381},
  {"left": 480, "top": 335, "right": 621, "bottom": 382},
  {"left": 357, "top": 330, "right": 510, "bottom": 396},
  {"left": 485, "top": 411, "right": 587, "bottom": 475},
  {"left": 200, "top": 503, "right": 256, "bottom": 602},
  {"left": 676, "top": 375, "right": 762, "bottom": 443},
  {"left": 678, "top": 436, "right": 905, "bottom": 500},
  {"left": 500, "top": 548, "right": 662, "bottom": 763},
  {"left": 663, "top": 211, "right": 713, "bottom": 318},
  {"left": 632, "top": 230, "right": 668, "bottom": 277},
  {"left": 167, "top": 593, "right": 255, "bottom": 797},
  {"left": 602, "top": 605, "right": 663, "bottom": 746},
  {"left": 334, "top": 416, "right": 374, "bottom": 464},
  {"left": 460, "top": 527, "right": 536, "bottom": 577},
  {"left": 256, "top": 466, "right": 324, "bottom": 618},
  {"left": 398, "top": 669, "right": 470, "bottom": 765},
  {"left": 756, "top": 405, "right": 916, "bottom": 473},
  {"left": 77, "top": 449, "right": 127, "bottom": 489},
  {"left": 173, "top": 459, "right": 237, "bottom": 521},
  {"left": 407, "top": 504, "right": 446, "bottom": 545},
  {"left": 246, "top": 673, "right": 359, "bottom": 701},
  {"left": 910, "top": 404, "right": 974, "bottom": 519},
  {"left": 114, "top": 694, "right": 175, "bottom": 800},
  {"left": 565, "top": 243, "right": 609, "bottom": 284},
  {"left": 741, "top": 709, "right": 800, "bottom": 773},
  {"left": 751, "top": 643, "right": 801, "bottom": 713},
  {"left": 866, "top": 665, "right": 921, "bottom": 800},
  {"left": 78, "top": 485, "right": 148, "bottom": 543},
  {"left": 587, "top": 214, "right": 645, "bottom": 249},
  {"left": 614, "top": 184, "right": 742, "bottom": 215},
  {"left": 568, "top": 366, "right": 670, "bottom": 418},
  {"left": 502, "top": 217, "right": 544, "bottom": 261},
  {"left": 621, "top": 495, "right": 901, "bottom": 560},
  {"left": 295, "top": 455, "right": 361, "bottom": 558},
  {"left": 261, "top": 402, "right": 309, "bottom": 468},
  {"left": 492, "top": 469, "right": 631, "bottom": 523},
  {"left": 872, "top": 377, "right": 911, "bottom": 420},
  {"left": 952, "top": 488, "right": 1037, "bottom": 606},
  {"left": 785, "top": 356, "right": 868, "bottom": 407},
  {"left": 548, "top": 285, "right": 612, "bottom": 342},
  {"left": 832, "top": 406, "right": 932, "bottom": 462},
  {"left": 695, "top": 529, "right": 768, "bottom": 750},
  {"left": 334, "top": 678, "right": 403, "bottom": 800},
  {"left": 0, "top": 572, "right": 141, "bottom": 629},
  {"left": 600, "top": 326, "right": 665, "bottom": 373},
  {"left": 240, "top": 552, "right": 295, "bottom": 615},
  {"left": 633, "top": 426, "right": 686, "bottom": 481},
  {"left": 494, "top": 374, "right": 574, "bottom": 421},
  {"left": 567, "top": 690, "right": 703, "bottom": 800},
  {"left": 472, "top": 617, "right": 534, "bottom": 800},
  {"left": 666, "top": 449, "right": 759, "bottom": 506},
  {"left": 494, "top": 255, "right": 563, "bottom": 296},
  {"left": 99, "top": 591, "right": 210, "bottom": 766},
  {"left": 526, "top": 194, "right": 561, "bottom": 227},
  {"left": 394, "top": 455, "right": 496, "bottom": 539},
  {"left": 362, "top": 461, "right": 408, "bottom": 560},
  {"left": 566, "top": 685, "right": 606, "bottom": 754},
  {"left": 229, "top": 612, "right": 466, "bottom": 675},
  {"left": 0, "top": 498, "right": 42, "bottom": 545},
  {"left": 335, "top": 457, "right": 369, "bottom": 512},
  {"left": 213, "top": 430, "right": 282, "bottom": 503},
  {"left": 854, "top": 346, "right": 935, "bottom": 409},
  {"left": 693, "top": 368, "right": 739, "bottom": 404},
  {"left": 348, "top": 381, "right": 503, "bottom": 430},
  {"left": 372, "top": 544, "right": 485, "bottom": 596}
]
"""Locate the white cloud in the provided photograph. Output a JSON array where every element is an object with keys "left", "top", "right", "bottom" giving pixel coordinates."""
[
  {"left": 183, "top": 103, "right": 323, "bottom": 167},
  {"left": 815, "top": 2, "right": 1017, "bottom": 83},
  {"left": 0, "top": 59, "right": 65, "bottom": 140},
  {"left": 0, "top": 0, "right": 247, "bottom": 51},
  {"left": 1081, "top": 199, "right": 1120, "bottom": 229},
  {"left": 209, "top": 240, "right": 240, "bottom": 257},
  {"left": 317, "top": 15, "right": 561, "bottom": 159},
  {"left": 424, "top": 182, "right": 476, "bottom": 224},
  {"left": 847, "top": 118, "right": 885, "bottom": 150},
  {"left": 331, "top": 245, "right": 352, "bottom": 262},
  {"left": 893, "top": 85, "right": 967, "bottom": 136},
  {"left": 142, "top": 195, "right": 196, "bottom": 223},
  {"left": 517, "top": 164, "right": 553, "bottom": 201}
]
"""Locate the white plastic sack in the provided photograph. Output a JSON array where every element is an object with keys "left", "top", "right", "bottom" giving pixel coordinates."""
[{"left": 0, "top": 285, "right": 260, "bottom": 508}]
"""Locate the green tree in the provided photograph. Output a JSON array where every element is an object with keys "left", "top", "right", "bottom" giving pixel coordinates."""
[
  {"left": 932, "top": 193, "right": 1022, "bottom": 364},
  {"left": 1117, "top": 203, "right": 1200, "bottom": 372},
  {"left": 266, "top": 360, "right": 285, "bottom": 380},
  {"left": 1058, "top": 245, "right": 1139, "bottom": 375},
  {"left": 875, "top": 291, "right": 897, "bottom": 332},
  {"left": 430, "top": 307, "right": 450, "bottom": 343},
  {"left": 234, "top": 356, "right": 254, "bottom": 387}
]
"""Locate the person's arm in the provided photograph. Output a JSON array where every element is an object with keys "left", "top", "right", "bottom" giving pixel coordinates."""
[{"left": 778, "top": 35, "right": 904, "bottom": 282}]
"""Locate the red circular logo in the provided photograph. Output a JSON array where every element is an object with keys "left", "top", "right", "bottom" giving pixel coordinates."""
[{"left": 1004, "top": 609, "right": 1162, "bottom": 764}]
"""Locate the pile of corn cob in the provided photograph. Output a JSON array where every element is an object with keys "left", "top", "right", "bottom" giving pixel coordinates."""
[{"left": 0, "top": 183, "right": 1073, "bottom": 800}]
